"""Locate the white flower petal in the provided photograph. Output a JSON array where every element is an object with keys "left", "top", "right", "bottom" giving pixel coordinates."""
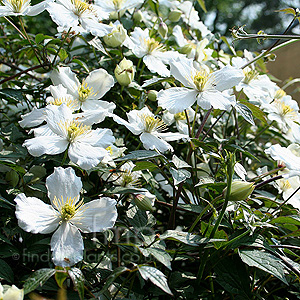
[
  {"left": 158, "top": 132, "right": 189, "bottom": 141},
  {"left": 140, "top": 132, "right": 173, "bottom": 153},
  {"left": 50, "top": 67, "right": 80, "bottom": 97},
  {"left": 51, "top": 222, "right": 84, "bottom": 267},
  {"left": 23, "top": 135, "right": 68, "bottom": 157},
  {"left": 170, "top": 58, "right": 197, "bottom": 88},
  {"left": 73, "top": 197, "right": 117, "bottom": 233},
  {"left": 15, "top": 194, "right": 59, "bottom": 234},
  {"left": 19, "top": 107, "right": 46, "bottom": 128},
  {"left": 143, "top": 54, "right": 170, "bottom": 77},
  {"left": 81, "top": 18, "right": 113, "bottom": 37},
  {"left": 197, "top": 90, "right": 231, "bottom": 110},
  {"left": 157, "top": 87, "right": 197, "bottom": 114},
  {"left": 27, "top": 0, "right": 53, "bottom": 16},
  {"left": 68, "top": 142, "right": 108, "bottom": 170},
  {"left": 46, "top": 167, "right": 82, "bottom": 206},
  {"left": 85, "top": 69, "right": 115, "bottom": 99},
  {"left": 211, "top": 65, "right": 244, "bottom": 92},
  {"left": 112, "top": 114, "right": 143, "bottom": 135},
  {"left": 83, "top": 128, "right": 115, "bottom": 148}
]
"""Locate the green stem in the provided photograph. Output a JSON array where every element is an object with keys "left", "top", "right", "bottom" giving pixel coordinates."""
[{"left": 52, "top": 27, "right": 72, "bottom": 66}]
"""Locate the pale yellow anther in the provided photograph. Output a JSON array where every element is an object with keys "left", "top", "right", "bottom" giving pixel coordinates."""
[
  {"left": 78, "top": 81, "right": 95, "bottom": 102},
  {"left": 141, "top": 114, "right": 167, "bottom": 133},
  {"left": 274, "top": 89, "right": 286, "bottom": 100},
  {"left": 3, "top": 0, "right": 30, "bottom": 12},
  {"left": 193, "top": 69, "right": 209, "bottom": 92},
  {"left": 112, "top": 0, "right": 124, "bottom": 9},
  {"left": 174, "top": 112, "right": 186, "bottom": 121},
  {"left": 59, "top": 120, "right": 91, "bottom": 142},
  {"left": 48, "top": 97, "right": 76, "bottom": 110},
  {"left": 145, "top": 38, "right": 165, "bottom": 54},
  {"left": 52, "top": 196, "right": 85, "bottom": 221},
  {"left": 71, "top": 0, "right": 92, "bottom": 16},
  {"left": 243, "top": 69, "right": 259, "bottom": 84}
]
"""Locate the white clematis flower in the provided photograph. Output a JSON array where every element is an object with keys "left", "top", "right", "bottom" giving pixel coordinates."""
[
  {"left": 112, "top": 107, "right": 188, "bottom": 153},
  {"left": 95, "top": 0, "right": 144, "bottom": 15},
  {"left": 15, "top": 167, "right": 118, "bottom": 267},
  {"left": 23, "top": 104, "right": 115, "bottom": 170},
  {"left": 19, "top": 84, "right": 80, "bottom": 128},
  {"left": 47, "top": 0, "right": 112, "bottom": 37},
  {"left": 0, "top": 0, "right": 52, "bottom": 17},
  {"left": 124, "top": 27, "right": 180, "bottom": 77},
  {"left": 0, "top": 283, "right": 24, "bottom": 300},
  {"left": 157, "top": 57, "right": 244, "bottom": 114},
  {"left": 50, "top": 66, "right": 115, "bottom": 112}
]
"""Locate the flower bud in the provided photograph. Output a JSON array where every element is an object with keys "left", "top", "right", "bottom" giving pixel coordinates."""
[
  {"left": 133, "top": 10, "right": 143, "bottom": 23},
  {"left": 158, "top": 19, "right": 168, "bottom": 39},
  {"left": 224, "top": 181, "right": 255, "bottom": 202},
  {"left": 179, "top": 44, "right": 194, "bottom": 55},
  {"left": 148, "top": 90, "right": 158, "bottom": 101},
  {"left": 133, "top": 193, "right": 155, "bottom": 211},
  {"left": 2, "top": 284, "right": 24, "bottom": 300},
  {"left": 114, "top": 58, "right": 135, "bottom": 86},
  {"left": 103, "top": 24, "right": 127, "bottom": 47},
  {"left": 168, "top": 9, "right": 181, "bottom": 22}
]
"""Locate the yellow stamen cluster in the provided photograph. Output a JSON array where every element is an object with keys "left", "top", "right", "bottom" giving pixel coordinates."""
[
  {"left": 3, "top": 0, "right": 30, "bottom": 12},
  {"left": 243, "top": 69, "right": 259, "bottom": 84},
  {"left": 48, "top": 97, "right": 76, "bottom": 110},
  {"left": 53, "top": 196, "right": 85, "bottom": 221},
  {"left": 78, "top": 81, "right": 95, "bottom": 102},
  {"left": 59, "top": 120, "right": 91, "bottom": 142},
  {"left": 112, "top": 0, "right": 124, "bottom": 9},
  {"left": 71, "top": 0, "right": 91, "bottom": 16},
  {"left": 106, "top": 145, "right": 114, "bottom": 155},
  {"left": 275, "top": 100, "right": 297, "bottom": 118},
  {"left": 142, "top": 114, "right": 167, "bottom": 133},
  {"left": 145, "top": 38, "right": 165, "bottom": 54},
  {"left": 193, "top": 69, "right": 209, "bottom": 92},
  {"left": 274, "top": 89, "right": 286, "bottom": 100},
  {"left": 174, "top": 112, "right": 186, "bottom": 121}
]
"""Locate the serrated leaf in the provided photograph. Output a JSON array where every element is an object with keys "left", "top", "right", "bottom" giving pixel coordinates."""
[
  {"left": 126, "top": 205, "right": 155, "bottom": 228},
  {"left": 100, "top": 266, "right": 128, "bottom": 294},
  {"left": 170, "top": 167, "right": 191, "bottom": 185},
  {"left": 115, "top": 150, "right": 162, "bottom": 162},
  {"left": 68, "top": 268, "right": 85, "bottom": 300},
  {"left": 138, "top": 266, "right": 173, "bottom": 295},
  {"left": 140, "top": 245, "right": 172, "bottom": 270},
  {"left": 0, "top": 259, "right": 14, "bottom": 283},
  {"left": 235, "top": 103, "right": 255, "bottom": 125},
  {"left": 23, "top": 268, "right": 56, "bottom": 294},
  {"left": 239, "top": 99, "right": 267, "bottom": 124},
  {"left": 197, "top": 0, "right": 207, "bottom": 13},
  {"left": 239, "top": 249, "right": 288, "bottom": 284},
  {"left": 132, "top": 161, "right": 158, "bottom": 172},
  {"left": 172, "top": 155, "right": 191, "bottom": 169}
]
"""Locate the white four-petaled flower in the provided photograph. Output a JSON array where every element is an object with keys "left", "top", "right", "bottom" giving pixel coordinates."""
[{"left": 15, "top": 167, "right": 118, "bottom": 267}]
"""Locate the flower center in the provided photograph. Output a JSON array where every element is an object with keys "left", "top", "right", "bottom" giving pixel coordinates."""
[
  {"left": 141, "top": 114, "right": 167, "bottom": 133},
  {"left": 53, "top": 196, "right": 85, "bottom": 221},
  {"left": 193, "top": 69, "right": 209, "bottom": 92},
  {"left": 243, "top": 69, "right": 259, "bottom": 84},
  {"left": 274, "top": 89, "right": 286, "bottom": 100},
  {"left": 48, "top": 97, "right": 76, "bottom": 110},
  {"left": 3, "top": 0, "right": 30, "bottom": 12},
  {"left": 66, "top": 121, "right": 91, "bottom": 142},
  {"left": 275, "top": 100, "right": 297, "bottom": 118},
  {"left": 71, "top": 0, "right": 91, "bottom": 16},
  {"left": 174, "top": 112, "right": 186, "bottom": 121},
  {"left": 145, "top": 38, "right": 165, "bottom": 53},
  {"left": 78, "top": 81, "right": 95, "bottom": 102},
  {"left": 112, "top": 0, "right": 123, "bottom": 9}
]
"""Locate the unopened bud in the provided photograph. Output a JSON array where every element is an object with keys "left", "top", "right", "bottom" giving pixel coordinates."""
[
  {"left": 2, "top": 285, "right": 24, "bottom": 300},
  {"left": 168, "top": 9, "right": 181, "bottom": 22},
  {"left": 114, "top": 58, "right": 135, "bottom": 86},
  {"left": 133, "top": 10, "right": 143, "bottom": 23},
  {"left": 134, "top": 193, "right": 155, "bottom": 211},
  {"left": 148, "top": 90, "right": 158, "bottom": 101},
  {"left": 103, "top": 24, "right": 127, "bottom": 47},
  {"left": 224, "top": 181, "right": 255, "bottom": 202},
  {"left": 158, "top": 19, "right": 168, "bottom": 39},
  {"left": 179, "top": 43, "right": 194, "bottom": 55}
]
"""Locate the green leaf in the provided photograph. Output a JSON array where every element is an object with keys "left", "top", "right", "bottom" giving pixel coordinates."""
[
  {"left": 104, "top": 186, "right": 147, "bottom": 195},
  {"left": 159, "top": 230, "right": 225, "bottom": 246},
  {"left": 141, "top": 77, "right": 174, "bottom": 88},
  {"left": 0, "top": 259, "right": 14, "bottom": 283},
  {"left": 126, "top": 205, "right": 155, "bottom": 228},
  {"left": 55, "top": 267, "right": 68, "bottom": 289},
  {"left": 276, "top": 7, "right": 296, "bottom": 15},
  {"left": 138, "top": 265, "right": 173, "bottom": 295},
  {"left": 235, "top": 103, "right": 255, "bottom": 125},
  {"left": 0, "top": 195, "right": 14, "bottom": 206},
  {"left": 71, "top": 59, "right": 90, "bottom": 73},
  {"left": 23, "top": 268, "right": 56, "bottom": 294},
  {"left": 239, "top": 99, "right": 267, "bottom": 124},
  {"left": 115, "top": 150, "right": 163, "bottom": 162},
  {"left": 132, "top": 161, "right": 158, "bottom": 172},
  {"left": 68, "top": 268, "right": 85, "bottom": 300},
  {"left": 239, "top": 249, "right": 288, "bottom": 284},
  {"left": 215, "top": 255, "right": 251, "bottom": 299},
  {"left": 100, "top": 266, "right": 128, "bottom": 294},
  {"left": 170, "top": 167, "right": 191, "bottom": 185},
  {"left": 139, "top": 245, "right": 172, "bottom": 270},
  {"left": 197, "top": 0, "right": 207, "bottom": 13},
  {"left": 0, "top": 88, "right": 24, "bottom": 104}
]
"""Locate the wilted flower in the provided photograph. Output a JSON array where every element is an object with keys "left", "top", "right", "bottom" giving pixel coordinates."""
[{"left": 15, "top": 167, "right": 118, "bottom": 267}]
